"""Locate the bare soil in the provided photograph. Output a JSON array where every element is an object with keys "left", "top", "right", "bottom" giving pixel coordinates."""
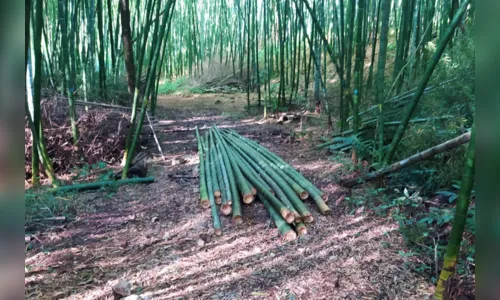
[{"left": 25, "top": 93, "right": 434, "bottom": 299}]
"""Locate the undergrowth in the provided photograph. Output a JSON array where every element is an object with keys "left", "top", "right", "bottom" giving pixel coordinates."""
[
  {"left": 25, "top": 162, "right": 116, "bottom": 230},
  {"left": 344, "top": 184, "right": 475, "bottom": 284},
  {"left": 158, "top": 77, "right": 188, "bottom": 94}
]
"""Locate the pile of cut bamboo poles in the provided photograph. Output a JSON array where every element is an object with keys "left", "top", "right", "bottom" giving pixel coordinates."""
[{"left": 195, "top": 126, "right": 329, "bottom": 241}]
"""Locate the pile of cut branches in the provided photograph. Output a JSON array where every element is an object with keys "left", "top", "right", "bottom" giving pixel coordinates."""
[
  {"left": 195, "top": 126, "right": 329, "bottom": 241},
  {"left": 25, "top": 97, "right": 134, "bottom": 179}
]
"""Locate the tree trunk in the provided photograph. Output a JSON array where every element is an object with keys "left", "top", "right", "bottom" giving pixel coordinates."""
[
  {"left": 119, "top": 0, "right": 136, "bottom": 97},
  {"left": 97, "top": 0, "right": 107, "bottom": 99},
  {"left": 374, "top": 0, "right": 391, "bottom": 161}
]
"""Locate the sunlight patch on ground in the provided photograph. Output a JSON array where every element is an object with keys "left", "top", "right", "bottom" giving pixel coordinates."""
[{"left": 292, "top": 161, "right": 342, "bottom": 172}]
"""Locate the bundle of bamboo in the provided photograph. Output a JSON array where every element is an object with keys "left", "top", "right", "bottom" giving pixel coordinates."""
[{"left": 195, "top": 126, "right": 329, "bottom": 241}]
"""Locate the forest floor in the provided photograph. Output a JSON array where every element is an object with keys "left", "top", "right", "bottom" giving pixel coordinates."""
[{"left": 25, "top": 93, "right": 435, "bottom": 299}]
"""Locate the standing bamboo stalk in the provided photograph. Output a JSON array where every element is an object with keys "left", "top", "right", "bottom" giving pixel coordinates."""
[
  {"left": 383, "top": 0, "right": 470, "bottom": 164},
  {"left": 435, "top": 122, "right": 475, "bottom": 299}
]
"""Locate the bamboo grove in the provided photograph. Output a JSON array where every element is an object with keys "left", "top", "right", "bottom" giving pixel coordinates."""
[
  {"left": 26, "top": 0, "right": 474, "bottom": 181},
  {"left": 26, "top": 0, "right": 474, "bottom": 296}
]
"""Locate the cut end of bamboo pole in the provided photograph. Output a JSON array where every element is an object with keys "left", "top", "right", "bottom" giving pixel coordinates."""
[
  {"left": 233, "top": 215, "right": 243, "bottom": 224},
  {"left": 200, "top": 199, "right": 210, "bottom": 209},
  {"left": 285, "top": 213, "right": 295, "bottom": 224},
  {"left": 215, "top": 197, "right": 222, "bottom": 205},
  {"left": 314, "top": 196, "right": 332, "bottom": 215},
  {"left": 296, "top": 224, "right": 308, "bottom": 236},
  {"left": 214, "top": 190, "right": 221, "bottom": 198},
  {"left": 283, "top": 230, "right": 297, "bottom": 241},
  {"left": 251, "top": 187, "right": 257, "bottom": 195},
  {"left": 280, "top": 208, "right": 293, "bottom": 223},
  {"left": 293, "top": 212, "right": 302, "bottom": 223},
  {"left": 214, "top": 228, "right": 222, "bottom": 236},
  {"left": 303, "top": 214, "right": 314, "bottom": 224},
  {"left": 221, "top": 204, "right": 232, "bottom": 215},
  {"left": 243, "top": 194, "right": 255, "bottom": 204},
  {"left": 299, "top": 191, "right": 309, "bottom": 200}
]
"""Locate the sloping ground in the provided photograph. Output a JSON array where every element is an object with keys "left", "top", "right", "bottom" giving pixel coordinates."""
[{"left": 25, "top": 93, "right": 434, "bottom": 299}]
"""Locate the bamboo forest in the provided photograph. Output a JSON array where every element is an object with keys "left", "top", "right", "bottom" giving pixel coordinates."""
[{"left": 25, "top": 0, "right": 475, "bottom": 298}]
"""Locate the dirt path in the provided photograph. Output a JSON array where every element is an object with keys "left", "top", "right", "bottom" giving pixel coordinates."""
[{"left": 25, "top": 94, "right": 434, "bottom": 299}]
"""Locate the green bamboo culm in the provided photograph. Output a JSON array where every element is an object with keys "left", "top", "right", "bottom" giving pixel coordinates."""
[
  {"left": 122, "top": 0, "right": 176, "bottom": 179},
  {"left": 48, "top": 177, "right": 154, "bottom": 194},
  {"left": 222, "top": 129, "right": 329, "bottom": 216},
  {"left": 220, "top": 130, "right": 313, "bottom": 222},
  {"left": 222, "top": 130, "right": 309, "bottom": 199},
  {"left": 210, "top": 128, "right": 233, "bottom": 216},
  {"left": 383, "top": 0, "right": 470, "bottom": 164},
  {"left": 205, "top": 131, "right": 221, "bottom": 199},
  {"left": 204, "top": 133, "right": 222, "bottom": 236},
  {"left": 121, "top": 0, "right": 157, "bottom": 168},
  {"left": 435, "top": 121, "right": 475, "bottom": 299},
  {"left": 211, "top": 128, "right": 241, "bottom": 222},
  {"left": 195, "top": 127, "right": 210, "bottom": 208},
  {"left": 294, "top": 222, "right": 308, "bottom": 237},
  {"left": 223, "top": 135, "right": 303, "bottom": 223},
  {"left": 260, "top": 196, "right": 297, "bottom": 241},
  {"left": 374, "top": 0, "right": 392, "bottom": 162},
  {"left": 224, "top": 129, "right": 323, "bottom": 198},
  {"left": 209, "top": 130, "right": 223, "bottom": 205},
  {"left": 30, "top": 0, "right": 58, "bottom": 186},
  {"left": 59, "top": 0, "right": 79, "bottom": 146},
  {"left": 212, "top": 128, "right": 254, "bottom": 204},
  {"left": 204, "top": 131, "right": 215, "bottom": 202}
]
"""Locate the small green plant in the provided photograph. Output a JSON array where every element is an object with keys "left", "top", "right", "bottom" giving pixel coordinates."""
[{"left": 158, "top": 77, "right": 188, "bottom": 94}]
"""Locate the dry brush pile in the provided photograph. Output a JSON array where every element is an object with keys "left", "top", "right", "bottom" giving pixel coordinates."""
[
  {"left": 25, "top": 97, "right": 132, "bottom": 180},
  {"left": 196, "top": 126, "right": 330, "bottom": 241}
]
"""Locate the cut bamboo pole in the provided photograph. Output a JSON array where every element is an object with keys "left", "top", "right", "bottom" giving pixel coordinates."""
[
  {"left": 227, "top": 141, "right": 302, "bottom": 223},
  {"left": 222, "top": 129, "right": 330, "bottom": 214},
  {"left": 47, "top": 177, "right": 154, "bottom": 194},
  {"left": 211, "top": 128, "right": 240, "bottom": 220},
  {"left": 221, "top": 131, "right": 313, "bottom": 223},
  {"left": 223, "top": 129, "right": 318, "bottom": 198},
  {"left": 204, "top": 134, "right": 222, "bottom": 235},
  {"left": 207, "top": 131, "right": 221, "bottom": 197},
  {"left": 212, "top": 128, "right": 254, "bottom": 204},
  {"left": 294, "top": 222, "right": 308, "bottom": 236},
  {"left": 210, "top": 129, "right": 233, "bottom": 216},
  {"left": 261, "top": 197, "right": 297, "bottom": 241},
  {"left": 195, "top": 127, "right": 209, "bottom": 208}
]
